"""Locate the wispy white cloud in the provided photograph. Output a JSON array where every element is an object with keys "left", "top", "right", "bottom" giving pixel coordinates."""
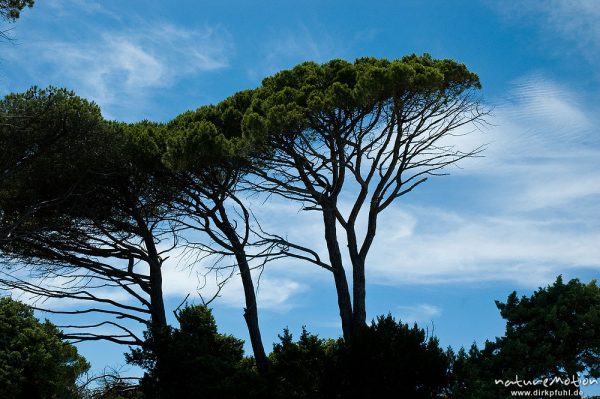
[
  {"left": 489, "top": 0, "right": 600, "bottom": 68},
  {"left": 367, "top": 206, "right": 600, "bottom": 287},
  {"left": 364, "top": 74, "right": 600, "bottom": 286},
  {"left": 397, "top": 303, "right": 442, "bottom": 324},
  {"left": 159, "top": 248, "right": 309, "bottom": 313},
  {"left": 460, "top": 75, "right": 600, "bottom": 210},
  {"left": 3, "top": 21, "right": 233, "bottom": 120},
  {"left": 45, "top": 0, "right": 122, "bottom": 20},
  {"left": 247, "top": 23, "right": 342, "bottom": 81}
]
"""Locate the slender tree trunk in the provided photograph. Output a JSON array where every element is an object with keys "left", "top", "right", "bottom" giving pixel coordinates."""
[
  {"left": 216, "top": 208, "right": 269, "bottom": 376},
  {"left": 147, "top": 259, "right": 167, "bottom": 328},
  {"left": 233, "top": 247, "right": 269, "bottom": 376},
  {"left": 346, "top": 200, "right": 380, "bottom": 333},
  {"left": 134, "top": 212, "right": 169, "bottom": 397},
  {"left": 147, "top": 260, "right": 168, "bottom": 397},
  {"left": 130, "top": 196, "right": 168, "bottom": 330},
  {"left": 323, "top": 209, "right": 353, "bottom": 340},
  {"left": 333, "top": 268, "right": 354, "bottom": 340},
  {"left": 351, "top": 258, "right": 367, "bottom": 332},
  {"left": 345, "top": 225, "right": 368, "bottom": 333},
  {"left": 351, "top": 204, "right": 380, "bottom": 332},
  {"left": 137, "top": 220, "right": 168, "bottom": 329}
]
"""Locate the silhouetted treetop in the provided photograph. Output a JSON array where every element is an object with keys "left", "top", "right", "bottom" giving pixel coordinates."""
[{"left": 0, "top": 0, "right": 34, "bottom": 21}]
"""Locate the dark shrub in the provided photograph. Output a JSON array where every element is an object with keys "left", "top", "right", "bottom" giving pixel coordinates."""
[
  {"left": 0, "top": 297, "right": 89, "bottom": 399},
  {"left": 340, "top": 315, "right": 450, "bottom": 399},
  {"left": 448, "top": 277, "right": 600, "bottom": 399},
  {"left": 268, "top": 327, "right": 341, "bottom": 399},
  {"left": 268, "top": 315, "right": 450, "bottom": 399},
  {"left": 126, "top": 305, "right": 259, "bottom": 399}
]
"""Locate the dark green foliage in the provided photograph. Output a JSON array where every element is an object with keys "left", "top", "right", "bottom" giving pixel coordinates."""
[
  {"left": 1, "top": 107, "right": 171, "bottom": 230},
  {"left": 242, "top": 54, "right": 480, "bottom": 139},
  {"left": 0, "top": 87, "right": 180, "bottom": 339},
  {"left": 0, "top": 296, "right": 89, "bottom": 399},
  {"left": 267, "top": 316, "right": 450, "bottom": 399},
  {"left": 0, "top": 87, "right": 174, "bottom": 237},
  {"left": 496, "top": 276, "right": 600, "bottom": 379},
  {"left": 0, "top": 86, "right": 108, "bottom": 237},
  {"left": 164, "top": 90, "right": 264, "bottom": 172},
  {"left": 449, "top": 276, "right": 600, "bottom": 399},
  {"left": 127, "top": 313, "right": 449, "bottom": 399},
  {"left": 268, "top": 328, "right": 341, "bottom": 399},
  {"left": 448, "top": 343, "right": 506, "bottom": 399},
  {"left": 0, "top": 86, "right": 104, "bottom": 180},
  {"left": 0, "top": 0, "right": 33, "bottom": 21},
  {"left": 127, "top": 305, "right": 259, "bottom": 399},
  {"left": 339, "top": 315, "right": 450, "bottom": 399}
]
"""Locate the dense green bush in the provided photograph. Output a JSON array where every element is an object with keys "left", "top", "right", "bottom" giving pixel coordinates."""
[
  {"left": 449, "top": 276, "right": 600, "bottom": 399},
  {"left": 267, "top": 315, "right": 450, "bottom": 399},
  {"left": 267, "top": 327, "right": 341, "bottom": 399},
  {"left": 0, "top": 296, "right": 89, "bottom": 399},
  {"left": 126, "top": 305, "right": 259, "bottom": 399},
  {"left": 338, "top": 315, "right": 450, "bottom": 399},
  {"left": 127, "top": 309, "right": 449, "bottom": 399},
  {"left": 11, "top": 276, "right": 592, "bottom": 399}
]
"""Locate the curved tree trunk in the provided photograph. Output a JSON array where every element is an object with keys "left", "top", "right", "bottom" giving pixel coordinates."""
[
  {"left": 234, "top": 248, "right": 269, "bottom": 376},
  {"left": 147, "top": 258, "right": 167, "bottom": 329},
  {"left": 134, "top": 211, "right": 168, "bottom": 329},
  {"left": 215, "top": 205, "right": 269, "bottom": 376},
  {"left": 135, "top": 212, "right": 169, "bottom": 397}
]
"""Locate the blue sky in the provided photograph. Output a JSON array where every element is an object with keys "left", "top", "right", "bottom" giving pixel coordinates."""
[{"left": 2, "top": 0, "right": 600, "bottom": 391}]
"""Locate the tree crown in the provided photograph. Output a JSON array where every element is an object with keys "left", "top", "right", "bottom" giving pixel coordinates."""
[
  {"left": 241, "top": 54, "right": 481, "bottom": 137},
  {"left": 0, "top": 0, "right": 34, "bottom": 21}
]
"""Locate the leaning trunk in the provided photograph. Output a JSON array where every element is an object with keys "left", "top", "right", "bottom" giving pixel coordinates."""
[
  {"left": 137, "top": 216, "right": 168, "bottom": 329},
  {"left": 218, "top": 212, "right": 269, "bottom": 376},
  {"left": 148, "top": 259, "right": 168, "bottom": 329},
  {"left": 137, "top": 214, "right": 169, "bottom": 396},
  {"left": 131, "top": 199, "right": 168, "bottom": 330},
  {"left": 234, "top": 247, "right": 269, "bottom": 376}
]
